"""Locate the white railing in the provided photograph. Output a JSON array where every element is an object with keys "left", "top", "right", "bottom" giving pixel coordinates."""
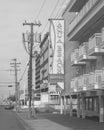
[
  {"left": 88, "top": 33, "right": 102, "bottom": 51},
  {"left": 78, "top": 75, "right": 86, "bottom": 91},
  {"left": 101, "top": 27, "right": 104, "bottom": 43},
  {"left": 71, "top": 48, "right": 79, "bottom": 63},
  {"left": 72, "top": 30, "right": 104, "bottom": 61},
  {"left": 94, "top": 70, "right": 102, "bottom": 89},
  {"left": 78, "top": 42, "right": 88, "bottom": 57},
  {"left": 83, "top": 74, "right": 89, "bottom": 90},
  {"left": 74, "top": 77, "right": 78, "bottom": 92},
  {"left": 88, "top": 72, "right": 95, "bottom": 88},
  {"left": 101, "top": 68, "right": 104, "bottom": 85},
  {"left": 68, "top": 0, "right": 99, "bottom": 34},
  {"left": 78, "top": 76, "right": 82, "bottom": 90},
  {"left": 71, "top": 68, "right": 104, "bottom": 92},
  {"left": 87, "top": 70, "right": 102, "bottom": 89},
  {"left": 100, "top": 27, "right": 104, "bottom": 48}
]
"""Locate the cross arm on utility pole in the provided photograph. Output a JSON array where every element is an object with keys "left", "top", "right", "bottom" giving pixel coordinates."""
[{"left": 23, "top": 20, "right": 41, "bottom": 27}]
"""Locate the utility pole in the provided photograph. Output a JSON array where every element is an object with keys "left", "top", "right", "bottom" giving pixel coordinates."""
[
  {"left": 23, "top": 21, "right": 41, "bottom": 117},
  {"left": 10, "top": 59, "right": 20, "bottom": 112}
]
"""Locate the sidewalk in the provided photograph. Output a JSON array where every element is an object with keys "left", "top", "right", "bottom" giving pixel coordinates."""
[{"left": 17, "top": 111, "right": 104, "bottom": 130}]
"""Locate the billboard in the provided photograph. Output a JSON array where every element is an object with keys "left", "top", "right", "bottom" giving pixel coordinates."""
[
  {"left": 49, "top": 19, "right": 64, "bottom": 92},
  {"left": 49, "top": 19, "right": 64, "bottom": 75}
]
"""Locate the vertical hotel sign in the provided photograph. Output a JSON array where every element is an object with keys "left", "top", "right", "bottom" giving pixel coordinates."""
[{"left": 49, "top": 19, "right": 64, "bottom": 75}]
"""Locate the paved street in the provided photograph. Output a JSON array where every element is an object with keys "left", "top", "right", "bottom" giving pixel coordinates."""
[
  {"left": 0, "top": 106, "right": 26, "bottom": 130},
  {"left": 1, "top": 105, "right": 104, "bottom": 130}
]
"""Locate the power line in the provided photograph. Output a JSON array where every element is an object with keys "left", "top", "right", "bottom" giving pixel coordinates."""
[
  {"left": 10, "top": 59, "right": 21, "bottom": 112},
  {"left": 19, "top": 62, "right": 28, "bottom": 82},
  {"left": 0, "top": 85, "right": 13, "bottom": 87},
  {"left": 55, "top": 0, "right": 66, "bottom": 18},
  {"left": 50, "top": 0, "right": 60, "bottom": 18},
  {"left": 0, "top": 82, "right": 14, "bottom": 84},
  {"left": 56, "top": 0, "right": 71, "bottom": 18},
  {"left": 35, "top": 0, "right": 46, "bottom": 20},
  {"left": 41, "top": 0, "right": 60, "bottom": 34}
]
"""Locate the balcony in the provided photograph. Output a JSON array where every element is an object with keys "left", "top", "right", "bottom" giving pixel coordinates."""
[
  {"left": 87, "top": 72, "right": 95, "bottom": 90},
  {"left": 70, "top": 74, "right": 89, "bottom": 92},
  {"left": 101, "top": 69, "right": 104, "bottom": 88},
  {"left": 77, "top": 76, "right": 84, "bottom": 91},
  {"left": 78, "top": 42, "right": 96, "bottom": 62},
  {"left": 82, "top": 70, "right": 102, "bottom": 90},
  {"left": 88, "top": 33, "right": 104, "bottom": 56},
  {"left": 100, "top": 27, "right": 104, "bottom": 49},
  {"left": 70, "top": 69, "right": 103, "bottom": 93},
  {"left": 71, "top": 49, "right": 86, "bottom": 66},
  {"left": 67, "top": 0, "right": 104, "bottom": 41}
]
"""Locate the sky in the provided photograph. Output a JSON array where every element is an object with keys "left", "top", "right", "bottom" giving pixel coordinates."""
[{"left": 0, "top": 0, "right": 70, "bottom": 99}]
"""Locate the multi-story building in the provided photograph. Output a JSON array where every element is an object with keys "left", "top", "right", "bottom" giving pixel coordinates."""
[
  {"left": 62, "top": 0, "right": 104, "bottom": 122},
  {"left": 40, "top": 32, "right": 49, "bottom": 104},
  {"left": 39, "top": 31, "right": 64, "bottom": 106},
  {"left": 35, "top": 54, "right": 40, "bottom": 100}
]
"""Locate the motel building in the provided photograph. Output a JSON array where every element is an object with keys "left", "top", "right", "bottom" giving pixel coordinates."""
[
  {"left": 60, "top": 0, "right": 104, "bottom": 122},
  {"left": 38, "top": 19, "right": 64, "bottom": 108}
]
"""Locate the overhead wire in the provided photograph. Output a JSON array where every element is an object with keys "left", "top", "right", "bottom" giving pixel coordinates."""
[
  {"left": 55, "top": 0, "right": 66, "bottom": 18},
  {"left": 20, "top": 0, "right": 62, "bottom": 84},
  {"left": 35, "top": 0, "right": 46, "bottom": 20},
  {"left": 41, "top": 0, "right": 60, "bottom": 34},
  {"left": 20, "top": 1, "right": 47, "bottom": 85},
  {"left": 19, "top": 62, "right": 28, "bottom": 82}
]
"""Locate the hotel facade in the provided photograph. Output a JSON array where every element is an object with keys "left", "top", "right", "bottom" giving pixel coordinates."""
[{"left": 62, "top": 0, "right": 104, "bottom": 122}]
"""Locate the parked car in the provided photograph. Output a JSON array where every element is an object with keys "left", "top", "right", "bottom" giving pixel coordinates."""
[{"left": 5, "top": 105, "right": 14, "bottom": 110}]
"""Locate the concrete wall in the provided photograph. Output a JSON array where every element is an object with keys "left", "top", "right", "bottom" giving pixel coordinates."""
[{"left": 62, "top": 11, "right": 79, "bottom": 94}]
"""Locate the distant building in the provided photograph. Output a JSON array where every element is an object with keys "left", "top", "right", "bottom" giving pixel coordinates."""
[{"left": 62, "top": 0, "right": 104, "bottom": 122}]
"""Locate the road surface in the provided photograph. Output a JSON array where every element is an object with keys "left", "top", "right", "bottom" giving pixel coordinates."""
[{"left": 0, "top": 106, "right": 25, "bottom": 130}]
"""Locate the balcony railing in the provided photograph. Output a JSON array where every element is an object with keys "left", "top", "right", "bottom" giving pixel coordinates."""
[
  {"left": 88, "top": 33, "right": 104, "bottom": 56},
  {"left": 88, "top": 72, "right": 95, "bottom": 89},
  {"left": 70, "top": 69, "right": 103, "bottom": 92},
  {"left": 71, "top": 42, "right": 96, "bottom": 65},
  {"left": 71, "top": 29, "right": 104, "bottom": 64},
  {"left": 68, "top": 0, "right": 99, "bottom": 35},
  {"left": 71, "top": 48, "right": 86, "bottom": 66},
  {"left": 78, "top": 75, "right": 84, "bottom": 91},
  {"left": 100, "top": 27, "right": 104, "bottom": 49},
  {"left": 78, "top": 42, "right": 96, "bottom": 62}
]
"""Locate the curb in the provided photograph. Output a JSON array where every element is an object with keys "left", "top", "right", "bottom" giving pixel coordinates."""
[{"left": 14, "top": 112, "right": 35, "bottom": 130}]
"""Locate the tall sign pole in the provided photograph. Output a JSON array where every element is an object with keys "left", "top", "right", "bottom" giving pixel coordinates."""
[{"left": 23, "top": 21, "right": 41, "bottom": 117}]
